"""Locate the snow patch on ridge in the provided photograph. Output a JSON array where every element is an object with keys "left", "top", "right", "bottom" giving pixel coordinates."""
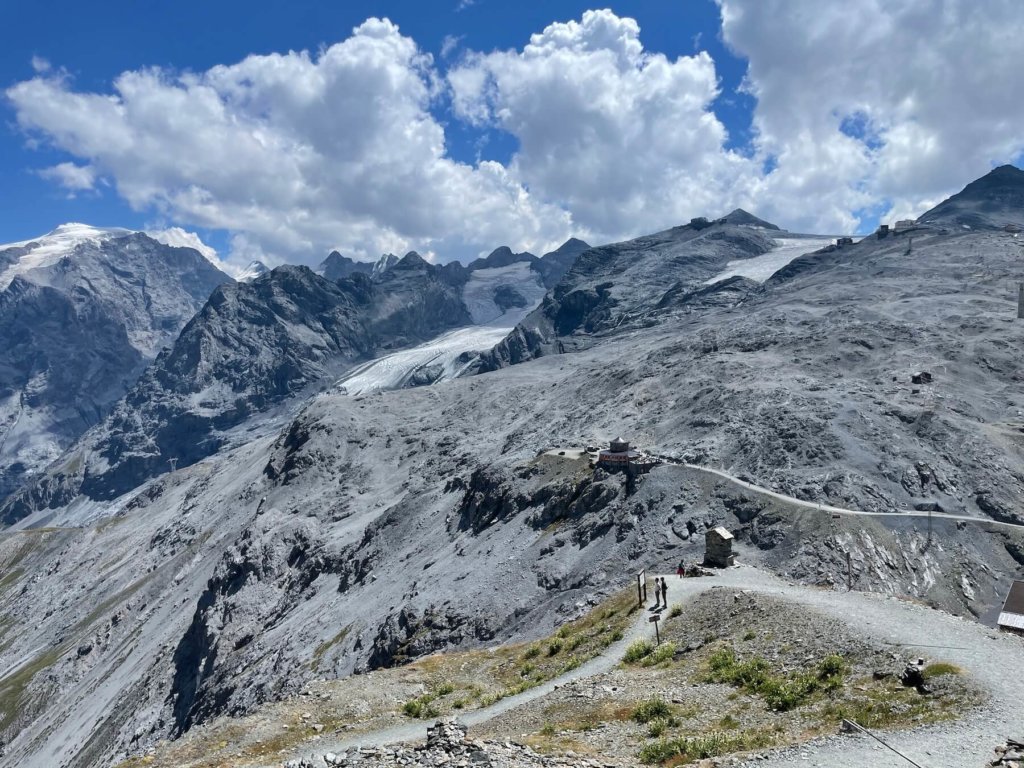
[{"left": 704, "top": 237, "right": 837, "bottom": 285}]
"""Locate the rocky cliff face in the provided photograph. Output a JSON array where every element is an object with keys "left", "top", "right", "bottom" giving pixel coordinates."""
[
  {"left": 0, "top": 226, "right": 231, "bottom": 504},
  {"left": 318, "top": 251, "right": 375, "bottom": 281}
]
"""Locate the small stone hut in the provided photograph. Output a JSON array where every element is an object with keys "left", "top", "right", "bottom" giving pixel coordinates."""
[
  {"left": 998, "top": 580, "right": 1024, "bottom": 636},
  {"left": 704, "top": 526, "right": 736, "bottom": 568}
]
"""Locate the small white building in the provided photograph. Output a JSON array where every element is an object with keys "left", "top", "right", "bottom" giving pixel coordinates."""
[
  {"left": 894, "top": 219, "right": 916, "bottom": 232},
  {"left": 998, "top": 580, "right": 1024, "bottom": 636}
]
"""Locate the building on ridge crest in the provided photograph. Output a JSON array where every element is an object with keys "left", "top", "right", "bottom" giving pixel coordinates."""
[{"left": 596, "top": 438, "right": 657, "bottom": 475}]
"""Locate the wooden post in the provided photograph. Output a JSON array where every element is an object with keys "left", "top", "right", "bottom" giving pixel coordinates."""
[
  {"left": 649, "top": 614, "right": 661, "bottom": 645},
  {"left": 637, "top": 570, "right": 646, "bottom": 606}
]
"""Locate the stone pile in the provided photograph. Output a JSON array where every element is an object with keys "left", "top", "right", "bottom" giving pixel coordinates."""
[
  {"left": 284, "top": 720, "right": 626, "bottom": 768},
  {"left": 991, "top": 738, "right": 1024, "bottom": 767}
]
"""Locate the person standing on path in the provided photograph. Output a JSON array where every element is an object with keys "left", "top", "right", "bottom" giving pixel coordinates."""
[
  {"left": 661, "top": 577, "right": 668, "bottom": 607},
  {"left": 652, "top": 577, "right": 661, "bottom": 608},
  {"left": 677, "top": 560, "right": 685, "bottom": 578}
]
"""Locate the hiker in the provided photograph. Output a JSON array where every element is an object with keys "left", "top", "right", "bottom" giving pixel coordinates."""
[
  {"left": 652, "top": 576, "right": 661, "bottom": 608},
  {"left": 677, "top": 559, "right": 685, "bottom": 578},
  {"left": 661, "top": 576, "right": 668, "bottom": 607}
]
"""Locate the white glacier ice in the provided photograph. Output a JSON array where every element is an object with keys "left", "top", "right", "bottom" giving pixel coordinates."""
[{"left": 704, "top": 236, "right": 839, "bottom": 285}]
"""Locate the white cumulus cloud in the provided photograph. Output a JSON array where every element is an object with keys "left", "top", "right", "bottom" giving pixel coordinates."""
[
  {"left": 718, "top": 0, "right": 1024, "bottom": 231},
  {"left": 449, "top": 9, "right": 759, "bottom": 240},
  {"left": 8, "top": 5, "right": 1024, "bottom": 260},
  {"left": 7, "top": 18, "right": 573, "bottom": 266},
  {"left": 38, "top": 161, "right": 97, "bottom": 193}
]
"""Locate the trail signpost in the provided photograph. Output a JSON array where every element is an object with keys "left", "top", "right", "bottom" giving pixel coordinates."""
[
  {"left": 649, "top": 614, "right": 661, "bottom": 644},
  {"left": 636, "top": 569, "right": 647, "bottom": 606}
]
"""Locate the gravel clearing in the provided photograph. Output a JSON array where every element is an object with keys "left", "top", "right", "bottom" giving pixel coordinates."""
[
  {"left": 693, "top": 566, "right": 1023, "bottom": 768},
  {"left": 293, "top": 565, "right": 1020, "bottom": 768}
]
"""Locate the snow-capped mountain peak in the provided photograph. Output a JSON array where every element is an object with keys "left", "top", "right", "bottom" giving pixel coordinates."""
[
  {"left": 236, "top": 259, "right": 270, "bottom": 282},
  {"left": 0, "top": 222, "right": 131, "bottom": 289}
]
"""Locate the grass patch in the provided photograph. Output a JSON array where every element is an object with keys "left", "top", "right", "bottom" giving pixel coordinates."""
[
  {"left": 632, "top": 698, "right": 673, "bottom": 723},
  {"left": 624, "top": 639, "right": 654, "bottom": 663},
  {"left": 640, "top": 642, "right": 676, "bottom": 667},
  {"left": 402, "top": 694, "right": 440, "bottom": 719},
  {"left": 704, "top": 647, "right": 847, "bottom": 712},
  {"left": 0, "top": 567, "right": 24, "bottom": 594},
  {"left": 819, "top": 672, "right": 975, "bottom": 731},
  {"left": 638, "top": 729, "right": 776, "bottom": 764},
  {"left": 922, "top": 662, "right": 960, "bottom": 679},
  {"left": 392, "top": 587, "right": 635, "bottom": 720},
  {"left": 311, "top": 625, "right": 351, "bottom": 671},
  {"left": 401, "top": 680, "right": 458, "bottom": 718},
  {"left": 0, "top": 646, "right": 63, "bottom": 732}
]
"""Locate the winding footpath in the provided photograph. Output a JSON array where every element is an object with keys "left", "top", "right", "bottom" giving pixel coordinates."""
[
  {"left": 300, "top": 581, "right": 668, "bottom": 758},
  {"left": 297, "top": 565, "right": 1024, "bottom": 768},
  {"left": 663, "top": 458, "right": 1024, "bottom": 532}
]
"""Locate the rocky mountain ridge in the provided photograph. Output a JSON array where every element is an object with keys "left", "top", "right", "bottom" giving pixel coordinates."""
[
  {"left": 0, "top": 226, "right": 232, "bottom": 505},
  {"left": 919, "top": 164, "right": 1024, "bottom": 230}
]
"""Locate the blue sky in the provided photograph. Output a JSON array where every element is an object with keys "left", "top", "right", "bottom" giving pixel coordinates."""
[
  {"left": 3, "top": 1, "right": 1023, "bottom": 265},
  {"left": 0, "top": 0, "right": 746, "bottom": 254}
]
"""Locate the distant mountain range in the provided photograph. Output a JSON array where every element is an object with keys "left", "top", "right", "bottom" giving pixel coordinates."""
[{"left": 0, "top": 232, "right": 588, "bottom": 517}]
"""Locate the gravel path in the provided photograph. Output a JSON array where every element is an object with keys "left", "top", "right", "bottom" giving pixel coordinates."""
[
  {"left": 303, "top": 582, "right": 670, "bottom": 757},
  {"left": 298, "top": 565, "right": 1024, "bottom": 767}
]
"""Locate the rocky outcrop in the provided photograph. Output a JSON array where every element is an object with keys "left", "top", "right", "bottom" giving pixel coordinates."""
[
  {"left": 476, "top": 219, "right": 778, "bottom": 371},
  {"left": 292, "top": 720, "right": 612, "bottom": 768},
  {"left": 919, "top": 164, "right": 1024, "bottom": 229}
]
